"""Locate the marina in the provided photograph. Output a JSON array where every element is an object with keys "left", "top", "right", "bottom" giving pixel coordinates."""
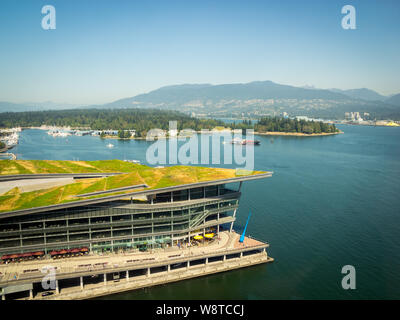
[{"left": 0, "top": 128, "right": 20, "bottom": 150}]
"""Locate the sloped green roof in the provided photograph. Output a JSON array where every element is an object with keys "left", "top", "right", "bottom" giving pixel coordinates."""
[{"left": 0, "top": 160, "right": 267, "bottom": 213}]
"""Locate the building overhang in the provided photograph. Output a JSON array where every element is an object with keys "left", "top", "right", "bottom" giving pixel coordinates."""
[{"left": 0, "top": 172, "right": 272, "bottom": 220}]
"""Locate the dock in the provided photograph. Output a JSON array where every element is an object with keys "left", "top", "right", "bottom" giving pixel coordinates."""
[
  {"left": 0, "top": 153, "right": 16, "bottom": 160},
  {"left": 0, "top": 232, "right": 273, "bottom": 300}
]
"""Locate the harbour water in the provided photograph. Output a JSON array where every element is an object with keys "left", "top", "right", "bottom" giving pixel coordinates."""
[{"left": 10, "top": 125, "right": 400, "bottom": 299}]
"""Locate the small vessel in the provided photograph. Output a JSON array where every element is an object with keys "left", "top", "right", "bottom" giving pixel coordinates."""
[
  {"left": 243, "top": 139, "right": 260, "bottom": 145},
  {"left": 106, "top": 143, "right": 114, "bottom": 148},
  {"left": 230, "top": 138, "right": 260, "bottom": 145}
]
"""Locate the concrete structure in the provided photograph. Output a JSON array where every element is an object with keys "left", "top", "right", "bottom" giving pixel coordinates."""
[
  {"left": 0, "top": 231, "right": 273, "bottom": 300},
  {"left": 0, "top": 166, "right": 273, "bottom": 299}
]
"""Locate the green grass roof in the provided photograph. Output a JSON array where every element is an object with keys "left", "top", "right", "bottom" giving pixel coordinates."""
[{"left": 0, "top": 160, "right": 267, "bottom": 213}]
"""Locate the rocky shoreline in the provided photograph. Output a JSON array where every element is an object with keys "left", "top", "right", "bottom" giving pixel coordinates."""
[{"left": 254, "top": 131, "right": 343, "bottom": 137}]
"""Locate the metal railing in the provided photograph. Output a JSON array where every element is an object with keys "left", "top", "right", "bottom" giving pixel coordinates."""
[{"left": 0, "top": 240, "right": 268, "bottom": 286}]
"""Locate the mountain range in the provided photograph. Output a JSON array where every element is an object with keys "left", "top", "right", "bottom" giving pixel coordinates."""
[
  {"left": 0, "top": 101, "right": 79, "bottom": 113},
  {"left": 385, "top": 93, "right": 400, "bottom": 106},
  {"left": 1, "top": 81, "right": 399, "bottom": 120},
  {"left": 328, "top": 88, "right": 387, "bottom": 101}
]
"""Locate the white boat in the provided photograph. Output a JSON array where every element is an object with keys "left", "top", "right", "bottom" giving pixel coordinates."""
[{"left": 106, "top": 143, "right": 114, "bottom": 148}]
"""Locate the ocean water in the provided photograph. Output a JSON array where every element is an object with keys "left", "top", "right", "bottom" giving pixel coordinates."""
[{"left": 12, "top": 125, "right": 400, "bottom": 299}]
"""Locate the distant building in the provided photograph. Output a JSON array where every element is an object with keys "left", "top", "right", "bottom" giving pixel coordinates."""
[
  {"left": 296, "top": 116, "right": 310, "bottom": 121},
  {"left": 345, "top": 112, "right": 363, "bottom": 122}
]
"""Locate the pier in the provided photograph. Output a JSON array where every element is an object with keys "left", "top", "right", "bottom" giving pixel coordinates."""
[
  {"left": 0, "top": 232, "right": 273, "bottom": 300},
  {"left": 0, "top": 153, "right": 16, "bottom": 160}
]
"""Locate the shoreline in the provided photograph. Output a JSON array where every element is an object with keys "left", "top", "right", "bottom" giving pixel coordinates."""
[
  {"left": 10, "top": 127, "right": 343, "bottom": 141},
  {"left": 254, "top": 131, "right": 343, "bottom": 137}
]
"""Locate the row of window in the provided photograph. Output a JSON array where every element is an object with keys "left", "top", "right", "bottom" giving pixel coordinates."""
[
  {"left": 0, "top": 200, "right": 238, "bottom": 233},
  {"left": 0, "top": 212, "right": 233, "bottom": 250}
]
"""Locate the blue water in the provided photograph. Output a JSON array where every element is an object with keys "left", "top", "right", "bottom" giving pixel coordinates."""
[{"left": 12, "top": 125, "right": 400, "bottom": 299}]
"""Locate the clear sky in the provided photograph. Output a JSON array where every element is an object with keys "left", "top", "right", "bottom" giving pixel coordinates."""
[{"left": 0, "top": 0, "right": 399, "bottom": 105}]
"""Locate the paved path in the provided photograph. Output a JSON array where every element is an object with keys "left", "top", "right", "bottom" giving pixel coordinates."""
[{"left": 0, "top": 177, "right": 74, "bottom": 195}]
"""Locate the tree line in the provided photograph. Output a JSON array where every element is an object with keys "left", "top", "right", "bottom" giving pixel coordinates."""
[
  {"left": 0, "top": 109, "right": 225, "bottom": 137},
  {"left": 231, "top": 117, "right": 338, "bottom": 134},
  {"left": 0, "top": 108, "right": 338, "bottom": 135}
]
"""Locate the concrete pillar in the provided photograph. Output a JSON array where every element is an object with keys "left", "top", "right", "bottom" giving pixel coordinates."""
[
  {"left": 223, "top": 255, "right": 226, "bottom": 262},
  {"left": 1, "top": 294, "right": 5, "bottom": 300},
  {"left": 232, "top": 208, "right": 238, "bottom": 218},
  {"left": 147, "top": 268, "right": 150, "bottom": 277},
  {"left": 205, "top": 258, "right": 209, "bottom": 265},
  {"left": 240, "top": 252, "right": 243, "bottom": 258},
  {"left": 55, "top": 280, "right": 59, "bottom": 294},
  {"left": 80, "top": 276, "right": 84, "bottom": 290},
  {"left": 104, "top": 274, "right": 107, "bottom": 285},
  {"left": 29, "top": 289, "right": 33, "bottom": 299},
  {"left": 187, "top": 261, "right": 190, "bottom": 269},
  {"left": 167, "top": 265, "right": 170, "bottom": 272},
  {"left": 126, "top": 270, "right": 129, "bottom": 281}
]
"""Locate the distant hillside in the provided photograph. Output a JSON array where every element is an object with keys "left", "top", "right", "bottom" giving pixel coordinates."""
[
  {"left": 0, "top": 101, "right": 42, "bottom": 113},
  {"left": 89, "top": 81, "right": 399, "bottom": 120},
  {"left": 95, "top": 81, "right": 350, "bottom": 109},
  {"left": 0, "top": 101, "right": 79, "bottom": 113},
  {"left": 328, "top": 88, "right": 386, "bottom": 101},
  {"left": 386, "top": 93, "right": 400, "bottom": 106},
  {"left": 2, "top": 81, "right": 400, "bottom": 120}
]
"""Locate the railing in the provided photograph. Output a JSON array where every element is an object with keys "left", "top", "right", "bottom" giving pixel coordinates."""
[
  {"left": 0, "top": 216, "right": 236, "bottom": 255},
  {"left": 189, "top": 210, "right": 209, "bottom": 228},
  {"left": 0, "top": 241, "right": 268, "bottom": 285},
  {"left": 0, "top": 205, "right": 239, "bottom": 245}
]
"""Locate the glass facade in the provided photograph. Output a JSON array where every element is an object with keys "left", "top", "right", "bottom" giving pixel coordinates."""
[{"left": 0, "top": 185, "right": 240, "bottom": 255}]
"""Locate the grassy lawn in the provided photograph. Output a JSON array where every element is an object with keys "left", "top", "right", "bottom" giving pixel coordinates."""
[{"left": 0, "top": 160, "right": 268, "bottom": 212}]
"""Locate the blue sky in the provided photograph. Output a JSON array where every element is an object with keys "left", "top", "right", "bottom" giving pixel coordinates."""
[{"left": 0, "top": 0, "right": 399, "bottom": 104}]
